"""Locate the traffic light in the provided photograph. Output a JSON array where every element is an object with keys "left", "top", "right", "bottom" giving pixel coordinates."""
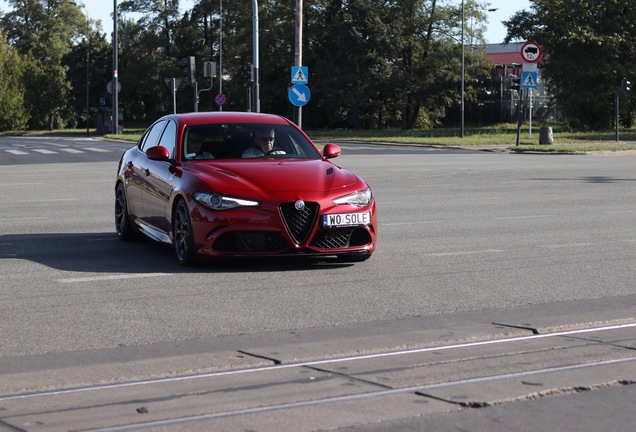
[
  {"left": 242, "top": 64, "right": 253, "bottom": 81},
  {"left": 511, "top": 75, "right": 520, "bottom": 91},
  {"left": 182, "top": 56, "right": 196, "bottom": 87},
  {"left": 203, "top": 61, "right": 216, "bottom": 78},
  {"left": 621, "top": 78, "right": 631, "bottom": 93}
]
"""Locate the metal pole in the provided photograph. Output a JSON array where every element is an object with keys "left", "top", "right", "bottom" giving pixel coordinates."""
[
  {"left": 80, "top": 7, "right": 90, "bottom": 136},
  {"left": 460, "top": 0, "right": 465, "bottom": 138},
  {"left": 219, "top": 0, "right": 223, "bottom": 111},
  {"left": 295, "top": 0, "right": 303, "bottom": 128},
  {"left": 172, "top": 78, "right": 176, "bottom": 114},
  {"left": 529, "top": 89, "right": 533, "bottom": 137},
  {"left": 615, "top": 91, "right": 620, "bottom": 142},
  {"left": 252, "top": 0, "right": 260, "bottom": 112},
  {"left": 112, "top": 0, "right": 118, "bottom": 134},
  {"left": 515, "top": 89, "right": 524, "bottom": 146}
]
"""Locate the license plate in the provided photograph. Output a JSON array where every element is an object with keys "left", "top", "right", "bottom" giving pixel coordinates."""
[{"left": 322, "top": 211, "right": 371, "bottom": 227}]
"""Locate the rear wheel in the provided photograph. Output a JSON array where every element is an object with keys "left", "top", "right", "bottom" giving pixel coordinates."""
[
  {"left": 173, "top": 199, "right": 197, "bottom": 266},
  {"left": 115, "top": 182, "right": 136, "bottom": 240}
]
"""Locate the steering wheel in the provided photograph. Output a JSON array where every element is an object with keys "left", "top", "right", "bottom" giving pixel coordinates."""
[{"left": 264, "top": 148, "right": 286, "bottom": 156}]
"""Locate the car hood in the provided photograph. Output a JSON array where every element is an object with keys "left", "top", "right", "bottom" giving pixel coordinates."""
[{"left": 185, "top": 159, "right": 362, "bottom": 197}]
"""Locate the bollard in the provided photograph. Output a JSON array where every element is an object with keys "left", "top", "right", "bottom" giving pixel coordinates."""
[{"left": 539, "top": 126, "right": 553, "bottom": 145}]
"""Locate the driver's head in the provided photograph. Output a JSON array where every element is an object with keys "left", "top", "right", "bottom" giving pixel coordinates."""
[
  {"left": 254, "top": 127, "right": 275, "bottom": 153},
  {"left": 187, "top": 130, "right": 203, "bottom": 154}
]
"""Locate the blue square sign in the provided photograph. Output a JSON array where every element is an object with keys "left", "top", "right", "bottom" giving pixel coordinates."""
[{"left": 291, "top": 66, "right": 308, "bottom": 84}]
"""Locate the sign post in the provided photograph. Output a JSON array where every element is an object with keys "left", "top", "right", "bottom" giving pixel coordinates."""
[{"left": 516, "top": 41, "right": 542, "bottom": 146}]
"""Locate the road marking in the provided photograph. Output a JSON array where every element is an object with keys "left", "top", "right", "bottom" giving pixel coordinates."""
[
  {"left": 59, "top": 148, "right": 84, "bottom": 154},
  {"left": 18, "top": 198, "right": 78, "bottom": 203},
  {"left": 5, "top": 149, "right": 29, "bottom": 155},
  {"left": 382, "top": 220, "right": 443, "bottom": 226},
  {"left": 541, "top": 243, "right": 596, "bottom": 249},
  {"left": 496, "top": 214, "right": 555, "bottom": 220},
  {"left": 424, "top": 249, "right": 504, "bottom": 257},
  {"left": 32, "top": 149, "right": 57, "bottom": 154},
  {"left": 0, "top": 216, "right": 47, "bottom": 221},
  {"left": 84, "top": 147, "right": 111, "bottom": 153},
  {"left": 56, "top": 273, "right": 172, "bottom": 283}
]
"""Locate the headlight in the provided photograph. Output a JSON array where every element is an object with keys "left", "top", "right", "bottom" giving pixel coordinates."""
[
  {"left": 193, "top": 192, "right": 259, "bottom": 210},
  {"left": 333, "top": 187, "right": 372, "bottom": 206}
]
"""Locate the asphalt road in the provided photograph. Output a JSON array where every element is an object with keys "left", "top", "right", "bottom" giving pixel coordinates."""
[{"left": 0, "top": 136, "right": 635, "bottom": 431}]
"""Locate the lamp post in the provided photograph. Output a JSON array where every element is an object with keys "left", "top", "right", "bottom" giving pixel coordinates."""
[
  {"left": 82, "top": 6, "right": 89, "bottom": 136},
  {"left": 461, "top": 0, "right": 465, "bottom": 138},
  {"left": 252, "top": 0, "right": 260, "bottom": 112},
  {"left": 71, "top": 2, "right": 90, "bottom": 136},
  {"left": 113, "top": 0, "right": 118, "bottom": 134}
]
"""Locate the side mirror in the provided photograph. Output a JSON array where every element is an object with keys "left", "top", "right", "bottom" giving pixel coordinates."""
[
  {"left": 146, "top": 145, "right": 171, "bottom": 161},
  {"left": 323, "top": 143, "right": 341, "bottom": 159}
]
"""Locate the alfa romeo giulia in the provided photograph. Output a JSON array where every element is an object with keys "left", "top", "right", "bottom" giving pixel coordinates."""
[{"left": 114, "top": 112, "right": 377, "bottom": 265}]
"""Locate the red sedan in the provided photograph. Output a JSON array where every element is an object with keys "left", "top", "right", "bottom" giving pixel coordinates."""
[{"left": 115, "top": 112, "right": 377, "bottom": 265}]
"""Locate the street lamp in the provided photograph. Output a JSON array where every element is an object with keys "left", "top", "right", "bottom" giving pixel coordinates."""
[
  {"left": 71, "top": 2, "right": 90, "bottom": 136},
  {"left": 113, "top": 0, "right": 119, "bottom": 134},
  {"left": 461, "top": 0, "right": 465, "bottom": 138}
]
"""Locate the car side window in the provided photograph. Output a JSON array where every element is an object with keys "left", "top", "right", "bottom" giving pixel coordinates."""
[
  {"left": 157, "top": 120, "right": 177, "bottom": 158},
  {"left": 139, "top": 120, "right": 167, "bottom": 152}
]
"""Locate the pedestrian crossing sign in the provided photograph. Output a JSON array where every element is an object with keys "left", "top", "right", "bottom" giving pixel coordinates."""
[
  {"left": 521, "top": 71, "right": 538, "bottom": 89},
  {"left": 291, "top": 66, "right": 308, "bottom": 84}
]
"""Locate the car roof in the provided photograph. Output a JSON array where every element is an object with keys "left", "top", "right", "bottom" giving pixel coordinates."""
[{"left": 166, "top": 111, "right": 293, "bottom": 127}]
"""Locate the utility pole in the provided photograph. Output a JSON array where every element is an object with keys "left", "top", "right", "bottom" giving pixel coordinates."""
[
  {"left": 112, "top": 0, "right": 118, "bottom": 134},
  {"left": 295, "top": 0, "right": 303, "bottom": 127}
]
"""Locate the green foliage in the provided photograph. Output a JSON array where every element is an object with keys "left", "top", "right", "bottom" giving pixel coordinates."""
[
  {"left": 1, "top": 0, "right": 85, "bottom": 129},
  {"left": 504, "top": 0, "right": 636, "bottom": 129},
  {"left": 6, "top": 0, "right": 634, "bottom": 133},
  {"left": 0, "top": 31, "right": 27, "bottom": 130}
]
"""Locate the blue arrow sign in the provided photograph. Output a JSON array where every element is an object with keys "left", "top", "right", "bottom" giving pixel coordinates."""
[{"left": 289, "top": 83, "right": 310, "bottom": 106}]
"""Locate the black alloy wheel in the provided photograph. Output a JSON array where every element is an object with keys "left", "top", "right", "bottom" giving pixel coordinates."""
[
  {"left": 115, "top": 182, "right": 136, "bottom": 240},
  {"left": 173, "top": 199, "right": 197, "bottom": 266}
]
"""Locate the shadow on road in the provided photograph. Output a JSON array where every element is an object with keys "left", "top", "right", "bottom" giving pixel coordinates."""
[{"left": 0, "top": 232, "right": 353, "bottom": 273}]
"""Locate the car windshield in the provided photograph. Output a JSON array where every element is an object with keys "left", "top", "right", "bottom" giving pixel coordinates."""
[{"left": 181, "top": 123, "right": 322, "bottom": 161}]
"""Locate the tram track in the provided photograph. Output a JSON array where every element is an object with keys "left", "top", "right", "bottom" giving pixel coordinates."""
[{"left": 1, "top": 322, "right": 635, "bottom": 431}]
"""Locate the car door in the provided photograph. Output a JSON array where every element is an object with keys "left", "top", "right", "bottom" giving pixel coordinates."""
[
  {"left": 142, "top": 119, "right": 178, "bottom": 235},
  {"left": 126, "top": 120, "right": 167, "bottom": 223}
]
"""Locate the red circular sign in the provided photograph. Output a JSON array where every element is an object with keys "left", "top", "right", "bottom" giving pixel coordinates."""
[
  {"left": 215, "top": 94, "right": 227, "bottom": 106},
  {"left": 521, "top": 41, "right": 542, "bottom": 63}
]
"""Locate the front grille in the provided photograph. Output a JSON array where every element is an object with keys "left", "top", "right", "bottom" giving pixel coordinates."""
[
  {"left": 310, "top": 227, "right": 372, "bottom": 249},
  {"left": 280, "top": 202, "right": 319, "bottom": 244},
  {"left": 214, "top": 232, "right": 289, "bottom": 253}
]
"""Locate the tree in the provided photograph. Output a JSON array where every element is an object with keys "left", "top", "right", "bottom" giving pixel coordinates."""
[
  {"left": 1, "top": 0, "right": 86, "bottom": 129},
  {"left": 504, "top": 0, "right": 636, "bottom": 129},
  {"left": 0, "top": 30, "right": 28, "bottom": 130}
]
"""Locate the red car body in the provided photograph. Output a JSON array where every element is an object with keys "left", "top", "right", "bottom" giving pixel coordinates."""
[{"left": 115, "top": 112, "right": 377, "bottom": 265}]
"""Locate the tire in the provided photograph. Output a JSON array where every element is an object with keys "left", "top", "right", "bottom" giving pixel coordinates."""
[
  {"left": 173, "top": 199, "right": 197, "bottom": 266},
  {"left": 115, "top": 182, "right": 136, "bottom": 240}
]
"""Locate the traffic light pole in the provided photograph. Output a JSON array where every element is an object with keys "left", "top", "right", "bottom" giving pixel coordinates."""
[
  {"left": 615, "top": 91, "right": 620, "bottom": 142},
  {"left": 515, "top": 89, "right": 524, "bottom": 146}
]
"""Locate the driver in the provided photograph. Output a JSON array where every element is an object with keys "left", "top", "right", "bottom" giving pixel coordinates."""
[
  {"left": 185, "top": 130, "right": 213, "bottom": 160},
  {"left": 242, "top": 127, "right": 285, "bottom": 158}
]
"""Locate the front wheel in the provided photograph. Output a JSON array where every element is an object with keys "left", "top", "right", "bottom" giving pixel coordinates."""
[
  {"left": 173, "top": 199, "right": 197, "bottom": 266},
  {"left": 115, "top": 182, "right": 136, "bottom": 240}
]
